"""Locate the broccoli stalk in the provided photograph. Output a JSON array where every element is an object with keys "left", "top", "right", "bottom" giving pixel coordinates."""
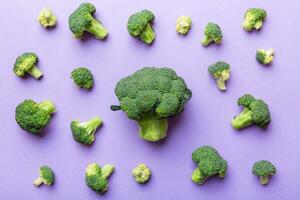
[
  {"left": 28, "top": 67, "right": 43, "bottom": 79},
  {"left": 101, "top": 164, "right": 115, "bottom": 179},
  {"left": 139, "top": 24, "right": 155, "bottom": 44},
  {"left": 191, "top": 168, "right": 206, "bottom": 184},
  {"left": 138, "top": 115, "right": 168, "bottom": 142},
  {"left": 38, "top": 100, "right": 56, "bottom": 114},
  {"left": 33, "top": 166, "right": 55, "bottom": 187},
  {"left": 86, "top": 17, "right": 108, "bottom": 39},
  {"left": 231, "top": 107, "right": 252, "bottom": 129}
]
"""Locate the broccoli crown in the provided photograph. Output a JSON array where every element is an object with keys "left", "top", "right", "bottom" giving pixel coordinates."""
[
  {"left": 201, "top": 22, "right": 223, "bottom": 46},
  {"left": 256, "top": 49, "right": 274, "bottom": 65},
  {"left": 132, "top": 164, "right": 151, "bottom": 184},
  {"left": 68, "top": 3, "right": 108, "bottom": 39},
  {"left": 34, "top": 165, "right": 55, "bottom": 186},
  {"left": 38, "top": 8, "right": 57, "bottom": 28},
  {"left": 71, "top": 116, "right": 102, "bottom": 145},
  {"left": 252, "top": 160, "right": 276, "bottom": 177},
  {"left": 15, "top": 99, "right": 56, "bottom": 135},
  {"left": 13, "top": 52, "right": 43, "bottom": 79},
  {"left": 208, "top": 62, "right": 230, "bottom": 91},
  {"left": 71, "top": 67, "right": 94, "bottom": 89},
  {"left": 192, "top": 146, "right": 218, "bottom": 164},
  {"left": 243, "top": 8, "right": 267, "bottom": 31},
  {"left": 176, "top": 16, "right": 192, "bottom": 35},
  {"left": 237, "top": 94, "right": 256, "bottom": 107}
]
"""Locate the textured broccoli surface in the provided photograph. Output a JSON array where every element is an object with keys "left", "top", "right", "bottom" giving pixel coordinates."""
[
  {"left": 34, "top": 166, "right": 55, "bottom": 187},
  {"left": 127, "top": 10, "right": 155, "bottom": 44},
  {"left": 132, "top": 164, "right": 151, "bottom": 184},
  {"left": 208, "top": 61, "right": 230, "bottom": 91},
  {"left": 15, "top": 99, "right": 56, "bottom": 135},
  {"left": 13, "top": 52, "right": 43, "bottom": 79},
  {"left": 69, "top": 3, "right": 108, "bottom": 39},
  {"left": 85, "top": 163, "right": 114, "bottom": 194},
  {"left": 201, "top": 22, "right": 223, "bottom": 46},
  {"left": 176, "top": 16, "right": 192, "bottom": 35},
  {"left": 256, "top": 49, "right": 274, "bottom": 65},
  {"left": 242, "top": 8, "right": 267, "bottom": 31},
  {"left": 71, "top": 116, "right": 102, "bottom": 145},
  {"left": 71, "top": 67, "right": 94, "bottom": 89},
  {"left": 112, "top": 67, "right": 192, "bottom": 142},
  {"left": 252, "top": 160, "right": 276, "bottom": 185},
  {"left": 191, "top": 146, "right": 227, "bottom": 184},
  {"left": 38, "top": 8, "right": 57, "bottom": 28},
  {"left": 231, "top": 94, "right": 271, "bottom": 130}
]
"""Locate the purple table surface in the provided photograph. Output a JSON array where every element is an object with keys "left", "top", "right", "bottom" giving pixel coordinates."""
[{"left": 1, "top": 0, "right": 299, "bottom": 199}]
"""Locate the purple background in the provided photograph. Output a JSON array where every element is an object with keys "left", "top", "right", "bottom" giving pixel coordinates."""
[{"left": 0, "top": 0, "right": 299, "bottom": 199}]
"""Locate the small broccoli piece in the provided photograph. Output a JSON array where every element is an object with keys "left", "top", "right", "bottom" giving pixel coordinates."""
[
  {"left": 15, "top": 99, "right": 56, "bottom": 135},
  {"left": 252, "top": 160, "right": 276, "bottom": 185},
  {"left": 111, "top": 67, "right": 192, "bottom": 142},
  {"left": 256, "top": 49, "right": 274, "bottom": 65},
  {"left": 208, "top": 61, "right": 230, "bottom": 91},
  {"left": 201, "top": 22, "right": 223, "bottom": 46},
  {"left": 176, "top": 16, "right": 192, "bottom": 35},
  {"left": 69, "top": 3, "right": 108, "bottom": 40},
  {"left": 38, "top": 8, "right": 57, "bottom": 28},
  {"left": 13, "top": 52, "right": 43, "bottom": 79},
  {"left": 71, "top": 67, "right": 94, "bottom": 89},
  {"left": 33, "top": 166, "right": 55, "bottom": 187},
  {"left": 85, "top": 163, "right": 114, "bottom": 194},
  {"left": 132, "top": 164, "right": 151, "bottom": 184},
  {"left": 242, "top": 8, "right": 267, "bottom": 31},
  {"left": 127, "top": 10, "right": 155, "bottom": 45},
  {"left": 71, "top": 116, "right": 103, "bottom": 145},
  {"left": 191, "top": 146, "right": 227, "bottom": 184},
  {"left": 231, "top": 94, "right": 271, "bottom": 130}
]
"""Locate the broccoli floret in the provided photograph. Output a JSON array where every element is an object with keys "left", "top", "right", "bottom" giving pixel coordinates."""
[
  {"left": 33, "top": 166, "right": 55, "bottom": 187},
  {"left": 242, "top": 8, "right": 267, "bottom": 31},
  {"left": 231, "top": 94, "right": 271, "bottom": 130},
  {"left": 69, "top": 3, "right": 108, "bottom": 40},
  {"left": 85, "top": 163, "right": 114, "bottom": 194},
  {"left": 176, "top": 16, "right": 192, "bottom": 35},
  {"left": 15, "top": 99, "right": 56, "bottom": 135},
  {"left": 256, "top": 49, "right": 274, "bottom": 65},
  {"left": 127, "top": 10, "right": 155, "bottom": 45},
  {"left": 38, "top": 8, "right": 57, "bottom": 28},
  {"left": 71, "top": 116, "right": 103, "bottom": 145},
  {"left": 201, "top": 22, "right": 223, "bottom": 46},
  {"left": 252, "top": 160, "right": 276, "bottom": 185},
  {"left": 132, "top": 164, "right": 151, "bottom": 184},
  {"left": 13, "top": 53, "right": 43, "bottom": 79},
  {"left": 208, "top": 61, "right": 230, "bottom": 91},
  {"left": 111, "top": 67, "right": 192, "bottom": 142},
  {"left": 71, "top": 67, "right": 94, "bottom": 89},
  {"left": 191, "top": 146, "right": 227, "bottom": 184}
]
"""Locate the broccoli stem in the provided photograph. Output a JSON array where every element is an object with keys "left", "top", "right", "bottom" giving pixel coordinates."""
[
  {"left": 81, "top": 117, "right": 102, "bottom": 134},
  {"left": 231, "top": 108, "right": 253, "bottom": 129},
  {"left": 33, "top": 177, "right": 43, "bottom": 186},
  {"left": 254, "top": 21, "right": 263, "bottom": 30},
  {"left": 201, "top": 36, "right": 212, "bottom": 46},
  {"left": 87, "top": 18, "right": 108, "bottom": 40},
  {"left": 191, "top": 168, "right": 207, "bottom": 184},
  {"left": 217, "top": 78, "right": 226, "bottom": 91},
  {"left": 139, "top": 24, "right": 155, "bottom": 44},
  {"left": 28, "top": 65, "right": 43, "bottom": 79},
  {"left": 101, "top": 164, "right": 115, "bottom": 179},
  {"left": 260, "top": 176, "right": 269, "bottom": 185},
  {"left": 138, "top": 115, "right": 168, "bottom": 142},
  {"left": 38, "top": 100, "right": 56, "bottom": 114}
]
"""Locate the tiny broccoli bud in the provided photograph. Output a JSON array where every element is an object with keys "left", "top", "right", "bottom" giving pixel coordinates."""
[
  {"left": 242, "top": 8, "right": 267, "bottom": 31},
  {"left": 176, "top": 16, "right": 192, "bottom": 35},
  {"left": 208, "top": 61, "right": 230, "bottom": 91},
  {"left": 252, "top": 160, "right": 276, "bottom": 185},
  {"left": 256, "top": 49, "right": 274, "bottom": 65},
  {"left": 34, "top": 166, "right": 54, "bottom": 187},
  {"left": 71, "top": 67, "right": 94, "bottom": 89},
  {"left": 201, "top": 22, "right": 223, "bottom": 46},
  {"left": 132, "top": 164, "right": 151, "bottom": 184},
  {"left": 38, "top": 8, "right": 57, "bottom": 28},
  {"left": 13, "top": 52, "right": 43, "bottom": 79}
]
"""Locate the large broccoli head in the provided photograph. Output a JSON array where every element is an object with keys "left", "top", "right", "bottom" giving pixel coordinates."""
[
  {"left": 13, "top": 52, "right": 43, "bottom": 79},
  {"left": 71, "top": 67, "right": 94, "bottom": 89},
  {"left": 33, "top": 165, "right": 55, "bottom": 187},
  {"left": 256, "top": 49, "right": 274, "bottom": 65},
  {"left": 127, "top": 10, "right": 155, "bottom": 45},
  {"left": 191, "top": 146, "right": 227, "bottom": 184},
  {"left": 242, "top": 8, "right": 267, "bottom": 31},
  {"left": 252, "top": 160, "right": 276, "bottom": 185},
  {"left": 112, "top": 67, "right": 192, "bottom": 142},
  {"left": 208, "top": 61, "right": 230, "bottom": 91},
  {"left": 15, "top": 99, "right": 56, "bottom": 135},
  {"left": 201, "top": 22, "right": 223, "bottom": 46},
  {"left": 69, "top": 3, "right": 108, "bottom": 40},
  {"left": 231, "top": 94, "right": 271, "bottom": 130}
]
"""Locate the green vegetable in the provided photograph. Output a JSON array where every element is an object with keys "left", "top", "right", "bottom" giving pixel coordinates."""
[
  {"left": 208, "top": 61, "right": 230, "bottom": 91},
  {"left": 71, "top": 67, "right": 94, "bottom": 89},
  {"left": 191, "top": 146, "right": 227, "bottom": 184},
  {"left": 132, "top": 164, "right": 151, "bottom": 184},
  {"left": 111, "top": 67, "right": 192, "bottom": 142},
  {"left": 252, "top": 160, "right": 276, "bottom": 185},
  {"left": 176, "top": 16, "right": 192, "bottom": 35},
  {"left": 231, "top": 94, "right": 271, "bottom": 130},
  {"left": 15, "top": 99, "right": 56, "bottom": 135},
  {"left": 256, "top": 49, "right": 274, "bottom": 65},
  {"left": 242, "top": 8, "right": 267, "bottom": 31},
  {"left": 69, "top": 3, "right": 108, "bottom": 40},
  {"left": 127, "top": 10, "right": 155, "bottom": 45},
  {"left": 85, "top": 163, "right": 114, "bottom": 194},
  {"left": 201, "top": 22, "right": 223, "bottom": 46},
  {"left": 33, "top": 166, "right": 55, "bottom": 187},
  {"left": 38, "top": 8, "right": 57, "bottom": 28},
  {"left": 71, "top": 116, "right": 103, "bottom": 145},
  {"left": 13, "top": 52, "right": 43, "bottom": 79}
]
